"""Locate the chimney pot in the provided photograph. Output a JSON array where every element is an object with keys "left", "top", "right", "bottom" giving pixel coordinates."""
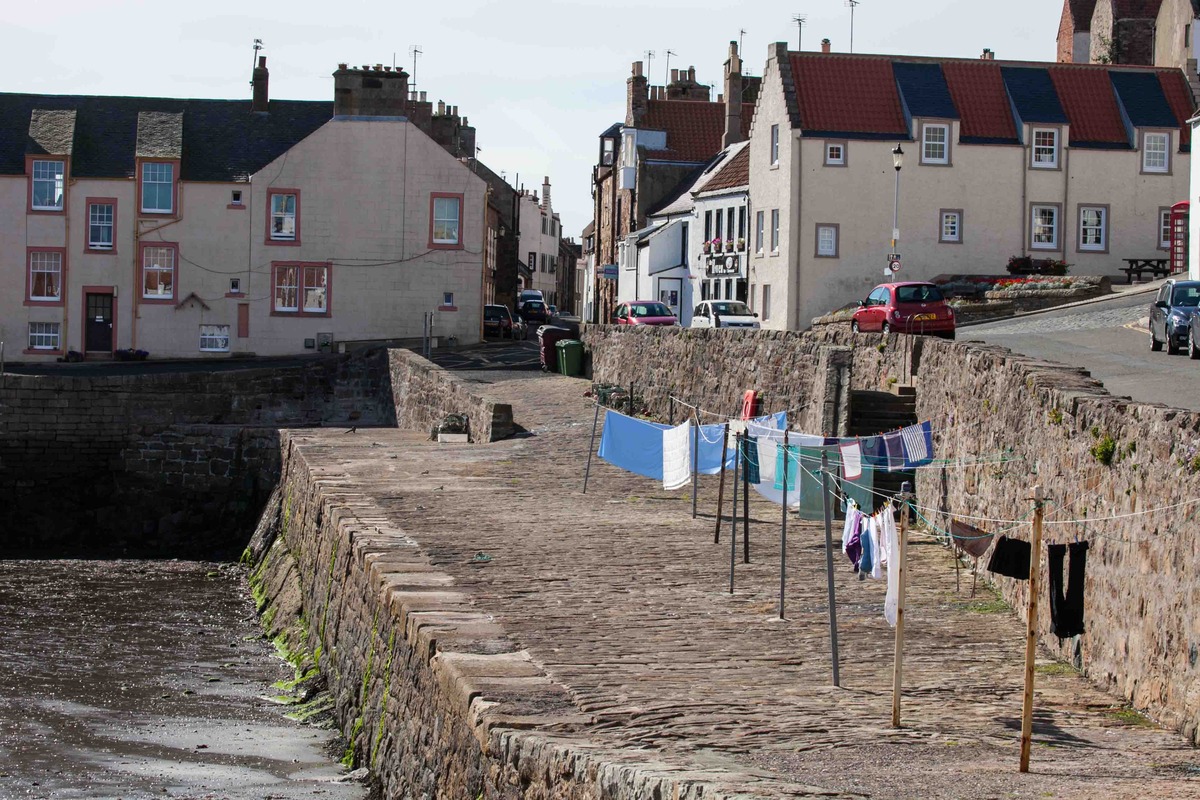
[
  {"left": 632, "top": 60, "right": 644, "bottom": 77},
  {"left": 338, "top": 62, "right": 348, "bottom": 70},
  {"left": 252, "top": 56, "right": 269, "bottom": 113},
  {"left": 718, "top": 93, "right": 724, "bottom": 103},
  {"left": 384, "top": 65, "right": 392, "bottom": 72},
  {"left": 437, "top": 100, "right": 446, "bottom": 115},
  {"left": 420, "top": 91, "right": 427, "bottom": 102},
  {"left": 671, "top": 68, "right": 680, "bottom": 83},
  {"left": 821, "top": 39, "right": 832, "bottom": 54},
  {"left": 375, "top": 63, "right": 383, "bottom": 71}
]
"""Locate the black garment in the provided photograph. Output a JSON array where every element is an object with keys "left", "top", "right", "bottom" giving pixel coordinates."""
[
  {"left": 1048, "top": 541, "right": 1088, "bottom": 639},
  {"left": 986, "top": 535, "right": 1031, "bottom": 580}
]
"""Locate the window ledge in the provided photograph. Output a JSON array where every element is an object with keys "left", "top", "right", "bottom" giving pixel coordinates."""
[
  {"left": 225, "top": 292, "right": 246, "bottom": 299},
  {"left": 85, "top": 246, "right": 118, "bottom": 255},
  {"left": 769, "top": 163, "right": 780, "bottom": 171},
  {"left": 227, "top": 203, "right": 246, "bottom": 210},
  {"left": 270, "top": 310, "right": 331, "bottom": 318},
  {"left": 24, "top": 298, "right": 65, "bottom": 307},
  {"left": 140, "top": 296, "right": 176, "bottom": 305},
  {"left": 437, "top": 305, "right": 459, "bottom": 312},
  {"left": 265, "top": 238, "right": 302, "bottom": 246},
  {"left": 23, "top": 348, "right": 64, "bottom": 356}
]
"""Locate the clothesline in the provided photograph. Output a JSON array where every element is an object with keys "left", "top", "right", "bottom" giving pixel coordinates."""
[{"left": 668, "top": 394, "right": 819, "bottom": 422}]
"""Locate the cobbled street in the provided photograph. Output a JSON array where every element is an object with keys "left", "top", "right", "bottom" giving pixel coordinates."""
[{"left": 284, "top": 368, "right": 1200, "bottom": 799}]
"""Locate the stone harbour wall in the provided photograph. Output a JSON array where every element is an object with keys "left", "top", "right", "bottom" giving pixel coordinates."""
[
  {"left": 583, "top": 324, "right": 1200, "bottom": 745},
  {"left": 248, "top": 433, "right": 718, "bottom": 799},
  {"left": 387, "top": 349, "right": 514, "bottom": 442}
]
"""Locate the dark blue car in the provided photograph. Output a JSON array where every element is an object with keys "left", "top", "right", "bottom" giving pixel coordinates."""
[{"left": 1150, "top": 279, "right": 1200, "bottom": 356}]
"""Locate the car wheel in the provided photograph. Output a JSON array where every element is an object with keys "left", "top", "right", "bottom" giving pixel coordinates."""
[
  {"left": 882, "top": 322, "right": 892, "bottom": 335},
  {"left": 1190, "top": 328, "right": 1200, "bottom": 360},
  {"left": 851, "top": 320, "right": 861, "bottom": 333},
  {"left": 1151, "top": 330, "right": 1163, "bottom": 351},
  {"left": 1168, "top": 331, "right": 1181, "bottom": 355}
]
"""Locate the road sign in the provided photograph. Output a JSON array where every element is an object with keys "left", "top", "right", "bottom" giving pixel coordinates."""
[{"left": 888, "top": 258, "right": 902, "bottom": 273}]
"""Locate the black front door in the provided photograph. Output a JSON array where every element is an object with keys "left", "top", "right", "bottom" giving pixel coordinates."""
[{"left": 85, "top": 293, "right": 113, "bottom": 352}]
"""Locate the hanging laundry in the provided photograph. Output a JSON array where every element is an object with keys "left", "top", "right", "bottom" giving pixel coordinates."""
[
  {"left": 840, "top": 440, "right": 863, "bottom": 480},
  {"left": 597, "top": 410, "right": 670, "bottom": 480},
  {"left": 841, "top": 501, "right": 861, "bottom": 552},
  {"left": 859, "top": 435, "right": 886, "bottom": 470},
  {"left": 741, "top": 436, "right": 761, "bottom": 485},
  {"left": 866, "top": 515, "right": 883, "bottom": 579},
  {"left": 858, "top": 519, "right": 875, "bottom": 577},
  {"left": 882, "top": 431, "right": 906, "bottom": 472},
  {"left": 774, "top": 444, "right": 800, "bottom": 492},
  {"left": 882, "top": 505, "right": 901, "bottom": 627},
  {"left": 747, "top": 436, "right": 801, "bottom": 508},
  {"left": 951, "top": 518, "right": 995, "bottom": 559},
  {"left": 662, "top": 421, "right": 692, "bottom": 491},
  {"left": 1048, "top": 542, "right": 1088, "bottom": 638},
  {"left": 877, "top": 503, "right": 896, "bottom": 566},
  {"left": 986, "top": 535, "right": 1031, "bottom": 580},
  {"left": 900, "top": 421, "right": 934, "bottom": 468}
]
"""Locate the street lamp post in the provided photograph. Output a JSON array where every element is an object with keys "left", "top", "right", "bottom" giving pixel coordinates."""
[{"left": 891, "top": 144, "right": 904, "bottom": 259}]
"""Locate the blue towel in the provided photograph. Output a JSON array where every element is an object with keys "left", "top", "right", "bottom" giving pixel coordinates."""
[
  {"left": 597, "top": 410, "right": 670, "bottom": 480},
  {"left": 858, "top": 520, "right": 874, "bottom": 576}
]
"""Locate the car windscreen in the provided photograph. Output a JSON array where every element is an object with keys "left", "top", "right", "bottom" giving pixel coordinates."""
[
  {"left": 524, "top": 302, "right": 545, "bottom": 311},
  {"left": 895, "top": 285, "right": 944, "bottom": 304},
  {"left": 631, "top": 302, "right": 673, "bottom": 317},
  {"left": 1172, "top": 285, "right": 1200, "bottom": 307},
  {"left": 483, "top": 307, "right": 506, "bottom": 320},
  {"left": 712, "top": 302, "right": 752, "bottom": 316}
]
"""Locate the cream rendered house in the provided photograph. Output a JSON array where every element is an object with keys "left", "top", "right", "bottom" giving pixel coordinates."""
[
  {"left": 748, "top": 43, "right": 1194, "bottom": 330},
  {"left": 1, "top": 61, "right": 488, "bottom": 361}
]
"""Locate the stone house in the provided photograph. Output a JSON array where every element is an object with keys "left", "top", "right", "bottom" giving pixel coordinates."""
[
  {"left": 747, "top": 43, "right": 1194, "bottom": 330},
  {"left": 1058, "top": 0, "right": 1100, "bottom": 63},
  {"left": 1089, "top": 0, "right": 1164, "bottom": 65},
  {"left": 518, "top": 178, "right": 563, "bottom": 307},
  {"left": 589, "top": 44, "right": 758, "bottom": 323},
  {"left": 2, "top": 59, "right": 492, "bottom": 361}
]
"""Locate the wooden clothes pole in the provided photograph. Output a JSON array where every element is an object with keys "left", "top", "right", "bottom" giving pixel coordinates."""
[
  {"left": 729, "top": 433, "right": 739, "bottom": 594},
  {"left": 1019, "top": 485, "right": 1045, "bottom": 773},
  {"left": 891, "top": 481, "right": 912, "bottom": 728},
  {"left": 742, "top": 439, "right": 750, "bottom": 563},
  {"left": 821, "top": 449, "right": 841, "bottom": 687},
  {"left": 779, "top": 430, "right": 789, "bottom": 620},
  {"left": 582, "top": 402, "right": 602, "bottom": 494},
  {"left": 715, "top": 423, "right": 730, "bottom": 543},
  {"left": 691, "top": 413, "right": 699, "bottom": 519}
]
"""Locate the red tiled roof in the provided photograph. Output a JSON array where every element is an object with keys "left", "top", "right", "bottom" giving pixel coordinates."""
[
  {"left": 941, "top": 61, "right": 1017, "bottom": 141},
  {"left": 1157, "top": 69, "right": 1196, "bottom": 148},
  {"left": 641, "top": 100, "right": 754, "bottom": 162},
  {"left": 701, "top": 146, "right": 750, "bottom": 192},
  {"left": 1112, "top": 0, "right": 1163, "bottom": 17},
  {"left": 1048, "top": 66, "right": 1127, "bottom": 144},
  {"left": 789, "top": 54, "right": 906, "bottom": 134}
]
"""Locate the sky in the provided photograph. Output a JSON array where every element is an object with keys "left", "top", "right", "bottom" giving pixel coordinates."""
[{"left": 4, "top": 1, "right": 1064, "bottom": 236}]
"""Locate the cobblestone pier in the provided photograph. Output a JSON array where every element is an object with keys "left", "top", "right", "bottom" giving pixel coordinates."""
[{"left": 272, "top": 368, "right": 1198, "bottom": 798}]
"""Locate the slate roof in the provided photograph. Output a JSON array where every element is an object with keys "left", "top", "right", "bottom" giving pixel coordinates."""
[
  {"left": 27, "top": 110, "right": 76, "bottom": 156},
  {"left": 640, "top": 100, "right": 754, "bottom": 162},
  {"left": 0, "top": 93, "right": 333, "bottom": 181},
  {"left": 700, "top": 143, "right": 750, "bottom": 192},
  {"left": 779, "top": 52, "right": 1195, "bottom": 151}
]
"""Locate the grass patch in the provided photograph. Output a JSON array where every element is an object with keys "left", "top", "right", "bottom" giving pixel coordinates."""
[
  {"left": 1090, "top": 434, "right": 1116, "bottom": 466},
  {"left": 1106, "top": 707, "right": 1155, "bottom": 727},
  {"left": 1035, "top": 662, "right": 1079, "bottom": 677},
  {"left": 962, "top": 598, "right": 1011, "bottom": 614}
]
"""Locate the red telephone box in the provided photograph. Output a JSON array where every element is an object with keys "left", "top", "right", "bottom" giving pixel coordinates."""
[{"left": 1170, "top": 201, "right": 1189, "bottom": 274}]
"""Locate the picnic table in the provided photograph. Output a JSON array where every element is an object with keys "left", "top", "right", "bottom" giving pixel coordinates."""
[{"left": 1120, "top": 257, "right": 1171, "bottom": 283}]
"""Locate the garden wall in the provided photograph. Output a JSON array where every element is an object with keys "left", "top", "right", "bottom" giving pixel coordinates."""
[{"left": 583, "top": 324, "right": 1200, "bottom": 745}]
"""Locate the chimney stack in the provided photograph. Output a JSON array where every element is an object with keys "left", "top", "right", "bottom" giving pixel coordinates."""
[
  {"left": 980, "top": 48, "right": 994, "bottom": 60},
  {"left": 332, "top": 63, "right": 409, "bottom": 116},
  {"left": 252, "top": 56, "right": 269, "bottom": 113},
  {"left": 671, "top": 68, "right": 680, "bottom": 83},
  {"left": 821, "top": 39, "right": 832, "bottom": 54},
  {"left": 542, "top": 176, "right": 552, "bottom": 211},
  {"left": 723, "top": 40, "right": 744, "bottom": 147},
  {"left": 627, "top": 60, "right": 649, "bottom": 126}
]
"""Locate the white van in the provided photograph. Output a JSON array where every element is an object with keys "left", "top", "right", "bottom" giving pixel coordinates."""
[
  {"left": 691, "top": 300, "right": 760, "bottom": 329},
  {"left": 518, "top": 289, "right": 544, "bottom": 308}
]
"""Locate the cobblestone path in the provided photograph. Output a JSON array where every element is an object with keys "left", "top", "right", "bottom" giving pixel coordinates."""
[{"left": 289, "top": 371, "right": 1199, "bottom": 798}]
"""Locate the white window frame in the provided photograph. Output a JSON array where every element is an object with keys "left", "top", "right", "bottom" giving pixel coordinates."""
[
  {"left": 1032, "top": 128, "right": 1059, "bottom": 169},
  {"left": 31, "top": 160, "right": 65, "bottom": 211},
  {"left": 89, "top": 202, "right": 114, "bottom": 249},
  {"left": 1030, "top": 204, "right": 1060, "bottom": 250},
  {"left": 939, "top": 210, "right": 962, "bottom": 243},
  {"left": 28, "top": 321, "right": 61, "bottom": 351},
  {"left": 825, "top": 142, "right": 845, "bottom": 166},
  {"left": 770, "top": 209, "right": 780, "bottom": 254},
  {"left": 270, "top": 193, "right": 297, "bottom": 240},
  {"left": 199, "top": 324, "right": 230, "bottom": 352},
  {"left": 1143, "top": 132, "right": 1170, "bottom": 174},
  {"left": 432, "top": 196, "right": 461, "bottom": 245},
  {"left": 921, "top": 123, "right": 950, "bottom": 165},
  {"left": 1078, "top": 205, "right": 1108, "bottom": 252},
  {"left": 816, "top": 224, "right": 838, "bottom": 258},
  {"left": 770, "top": 124, "right": 780, "bottom": 165},
  {"left": 141, "top": 246, "right": 175, "bottom": 299},
  {"left": 140, "top": 162, "right": 174, "bottom": 214},
  {"left": 755, "top": 210, "right": 765, "bottom": 254},
  {"left": 29, "top": 251, "right": 63, "bottom": 301},
  {"left": 1160, "top": 208, "right": 1173, "bottom": 249}
]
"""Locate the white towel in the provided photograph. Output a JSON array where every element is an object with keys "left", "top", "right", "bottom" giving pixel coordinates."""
[
  {"left": 840, "top": 441, "right": 862, "bottom": 480},
  {"left": 662, "top": 422, "right": 692, "bottom": 491},
  {"left": 883, "top": 507, "right": 901, "bottom": 627}
]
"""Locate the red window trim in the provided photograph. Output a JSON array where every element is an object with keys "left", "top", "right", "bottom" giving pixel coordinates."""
[
  {"left": 138, "top": 241, "right": 180, "bottom": 305},
  {"left": 24, "top": 246, "right": 67, "bottom": 307},
  {"left": 26, "top": 154, "right": 69, "bottom": 216},
  {"left": 23, "top": 318, "right": 65, "bottom": 356},
  {"left": 270, "top": 261, "right": 332, "bottom": 318},
  {"left": 428, "top": 192, "right": 465, "bottom": 251},
  {"left": 81, "top": 284, "right": 118, "bottom": 356},
  {"left": 84, "top": 196, "right": 120, "bottom": 255},
  {"left": 135, "top": 158, "right": 181, "bottom": 218},
  {"left": 265, "top": 187, "right": 302, "bottom": 246}
]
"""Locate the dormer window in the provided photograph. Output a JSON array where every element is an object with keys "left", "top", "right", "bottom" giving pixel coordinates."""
[
  {"left": 602, "top": 137, "right": 615, "bottom": 166},
  {"left": 31, "top": 160, "right": 65, "bottom": 210},
  {"left": 1142, "top": 131, "right": 1170, "bottom": 174},
  {"left": 1031, "top": 128, "right": 1059, "bottom": 169},
  {"left": 140, "top": 161, "right": 175, "bottom": 214}
]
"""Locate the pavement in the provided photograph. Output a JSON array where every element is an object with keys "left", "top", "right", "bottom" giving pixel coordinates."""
[
  {"left": 963, "top": 276, "right": 1200, "bottom": 412},
  {"left": 283, "top": 368, "right": 1200, "bottom": 799}
]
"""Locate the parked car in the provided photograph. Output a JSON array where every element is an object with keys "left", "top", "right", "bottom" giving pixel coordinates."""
[
  {"left": 612, "top": 301, "right": 678, "bottom": 326},
  {"left": 850, "top": 282, "right": 955, "bottom": 338},
  {"left": 520, "top": 300, "right": 551, "bottom": 324},
  {"left": 548, "top": 304, "right": 558, "bottom": 316},
  {"left": 511, "top": 314, "right": 528, "bottom": 340},
  {"left": 517, "top": 289, "right": 544, "bottom": 310},
  {"left": 482, "top": 304, "right": 515, "bottom": 339},
  {"left": 691, "top": 300, "right": 761, "bottom": 329},
  {"left": 1150, "top": 279, "right": 1200, "bottom": 355}
]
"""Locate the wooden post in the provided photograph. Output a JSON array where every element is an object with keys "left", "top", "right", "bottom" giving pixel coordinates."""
[
  {"left": 779, "top": 430, "right": 789, "bottom": 620},
  {"left": 891, "top": 481, "right": 912, "bottom": 728},
  {"left": 690, "top": 412, "right": 699, "bottom": 519},
  {"left": 729, "top": 433, "right": 739, "bottom": 594},
  {"left": 582, "top": 402, "right": 602, "bottom": 494},
  {"left": 1019, "top": 485, "right": 1045, "bottom": 773},
  {"left": 715, "top": 423, "right": 730, "bottom": 543},
  {"left": 742, "top": 436, "right": 751, "bottom": 563}
]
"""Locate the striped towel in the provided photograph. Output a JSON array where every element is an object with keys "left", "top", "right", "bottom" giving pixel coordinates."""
[{"left": 900, "top": 421, "right": 934, "bottom": 467}]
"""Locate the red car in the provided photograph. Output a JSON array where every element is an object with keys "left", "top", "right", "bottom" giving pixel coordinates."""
[
  {"left": 612, "top": 301, "right": 678, "bottom": 326},
  {"left": 851, "top": 282, "right": 955, "bottom": 338}
]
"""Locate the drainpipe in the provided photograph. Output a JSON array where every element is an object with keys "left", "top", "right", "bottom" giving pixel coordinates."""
[
  {"left": 1062, "top": 136, "right": 1070, "bottom": 260},
  {"left": 480, "top": 186, "right": 491, "bottom": 342},
  {"left": 1020, "top": 127, "right": 1029, "bottom": 254}
]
